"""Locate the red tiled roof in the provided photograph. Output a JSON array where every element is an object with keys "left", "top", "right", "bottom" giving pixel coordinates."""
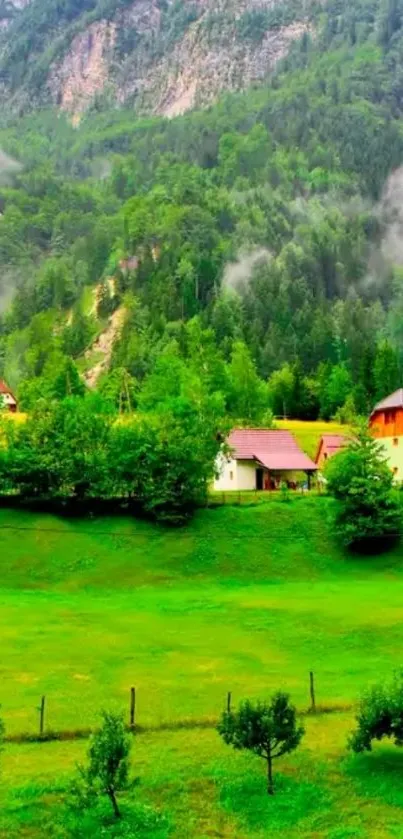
[
  {"left": 228, "top": 429, "right": 317, "bottom": 471},
  {"left": 371, "top": 388, "right": 403, "bottom": 415},
  {"left": 316, "top": 434, "right": 348, "bottom": 462}
]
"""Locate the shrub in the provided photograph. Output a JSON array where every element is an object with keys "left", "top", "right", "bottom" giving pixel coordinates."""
[{"left": 349, "top": 671, "right": 403, "bottom": 753}]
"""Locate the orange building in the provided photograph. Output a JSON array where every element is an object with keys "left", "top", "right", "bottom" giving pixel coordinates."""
[
  {"left": 370, "top": 388, "right": 403, "bottom": 479},
  {"left": 315, "top": 434, "right": 348, "bottom": 468}
]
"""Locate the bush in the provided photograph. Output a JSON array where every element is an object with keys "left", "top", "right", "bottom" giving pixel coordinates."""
[{"left": 349, "top": 671, "right": 403, "bottom": 753}]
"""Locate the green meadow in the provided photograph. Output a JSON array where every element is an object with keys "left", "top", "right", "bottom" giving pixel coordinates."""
[{"left": 1, "top": 497, "right": 403, "bottom": 836}]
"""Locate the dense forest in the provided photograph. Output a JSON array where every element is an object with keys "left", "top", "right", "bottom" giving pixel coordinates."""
[{"left": 2, "top": 0, "right": 403, "bottom": 434}]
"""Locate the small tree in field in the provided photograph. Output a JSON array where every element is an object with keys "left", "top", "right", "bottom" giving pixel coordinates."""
[
  {"left": 349, "top": 671, "right": 403, "bottom": 753},
  {"left": 218, "top": 694, "right": 304, "bottom": 795},
  {"left": 84, "top": 711, "right": 132, "bottom": 819},
  {"left": 325, "top": 423, "right": 402, "bottom": 549}
]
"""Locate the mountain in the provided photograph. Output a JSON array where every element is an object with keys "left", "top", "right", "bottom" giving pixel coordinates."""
[
  {"left": 2, "top": 0, "right": 403, "bottom": 424},
  {"left": 0, "top": 0, "right": 313, "bottom": 120}
]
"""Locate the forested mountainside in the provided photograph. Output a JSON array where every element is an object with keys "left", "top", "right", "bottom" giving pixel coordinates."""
[
  {"left": 1, "top": 0, "right": 403, "bottom": 423},
  {"left": 0, "top": 0, "right": 313, "bottom": 119}
]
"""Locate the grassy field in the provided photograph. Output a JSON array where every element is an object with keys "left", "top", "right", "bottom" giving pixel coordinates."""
[{"left": 0, "top": 498, "right": 403, "bottom": 836}]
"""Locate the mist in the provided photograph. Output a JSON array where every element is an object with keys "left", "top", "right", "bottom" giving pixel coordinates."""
[
  {"left": 0, "top": 267, "right": 24, "bottom": 314},
  {"left": 222, "top": 247, "right": 272, "bottom": 293},
  {"left": 364, "top": 166, "right": 403, "bottom": 289},
  {"left": 0, "top": 150, "right": 23, "bottom": 312},
  {"left": 0, "top": 148, "right": 21, "bottom": 186}
]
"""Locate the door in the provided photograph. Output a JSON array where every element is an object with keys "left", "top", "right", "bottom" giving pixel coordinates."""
[{"left": 256, "top": 468, "right": 264, "bottom": 490}]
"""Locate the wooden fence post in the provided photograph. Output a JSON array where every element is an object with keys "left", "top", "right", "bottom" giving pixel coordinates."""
[
  {"left": 309, "top": 671, "right": 316, "bottom": 713},
  {"left": 39, "top": 695, "right": 46, "bottom": 738},
  {"left": 130, "top": 687, "right": 136, "bottom": 731},
  {"left": 227, "top": 691, "right": 232, "bottom": 714}
]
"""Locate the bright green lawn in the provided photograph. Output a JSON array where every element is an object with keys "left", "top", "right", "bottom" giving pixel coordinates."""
[{"left": 0, "top": 498, "right": 403, "bottom": 836}]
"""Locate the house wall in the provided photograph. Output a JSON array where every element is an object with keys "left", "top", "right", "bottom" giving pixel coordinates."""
[
  {"left": 375, "top": 437, "right": 403, "bottom": 481},
  {"left": 371, "top": 408, "right": 403, "bottom": 438},
  {"left": 236, "top": 460, "right": 258, "bottom": 490},
  {"left": 370, "top": 408, "right": 403, "bottom": 480},
  {"left": 214, "top": 456, "right": 238, "bottom": 491},
  {"left": 316, "top": 441, "right": 325, "bottom": 468},
  {"left": 1, "top": 393, "right": 17, "bottom": 412},
  {"left": 214, "top": 456, "right": 257, "bottom": 491}
]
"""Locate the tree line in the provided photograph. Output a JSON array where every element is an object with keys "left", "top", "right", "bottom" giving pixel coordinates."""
[{"left": 0, "top": 377, "right": 225, "bottom": 523}]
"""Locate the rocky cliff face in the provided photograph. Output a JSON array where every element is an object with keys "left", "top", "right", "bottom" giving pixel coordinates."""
[{"left": 0, "top": 0, "right": 313, "bottom": 119}]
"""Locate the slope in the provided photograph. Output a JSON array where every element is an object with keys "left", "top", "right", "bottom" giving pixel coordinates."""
[
  {"left": 0, "top": 0, "right": 314, "bottom": 120},
  {"left": 1, "top": 0, "right": 403, "bottom": 420}
]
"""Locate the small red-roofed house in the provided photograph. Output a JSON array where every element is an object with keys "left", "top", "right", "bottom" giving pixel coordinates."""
[
  {"left": 214, "top": 428, "right": 317, "bottom": 491},
  {"left": 315, "top": 434, "right": 349, "bottom": 468},
  {"left": 0, "top": 380, "right": 17, "bottom": 413}
]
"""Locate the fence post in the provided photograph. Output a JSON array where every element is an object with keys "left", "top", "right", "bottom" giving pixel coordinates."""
[
  {"left": 130, "top": 687, "right": 136, "bottom": 731},
  {"left": 309, "top": 671, "right": 316, "bottom": 713},
  {"left": 39, "top": 695, "right": 46, "bottom": 738},
  {"left": 227, "top": 691, "right": 232, "bottom": 714}
]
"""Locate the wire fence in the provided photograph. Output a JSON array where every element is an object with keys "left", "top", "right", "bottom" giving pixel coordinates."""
[
  {"left": 3, "top": 674, "right": 355, "bottom": 747},
  {"left": 208, "top": 487, "right": 325, "bottom": 506}
]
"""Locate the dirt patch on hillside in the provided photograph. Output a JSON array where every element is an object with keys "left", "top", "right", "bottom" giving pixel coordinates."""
[{"left": 83, "top": 306, "right": 126, "bottom": 389}]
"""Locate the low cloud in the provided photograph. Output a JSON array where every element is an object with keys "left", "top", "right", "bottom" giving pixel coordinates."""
[
  {"left": 0, "top": 148, "right": 21, "bottom": 186},
  {"left": 222, "top": 247, "right": 272, "bottom": 293},
  {"left": 364, "top": 167, "right": 403, "bottom": 289}
]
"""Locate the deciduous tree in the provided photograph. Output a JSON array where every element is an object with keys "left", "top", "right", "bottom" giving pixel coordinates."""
[
  {"left": 218, "top": 694, "right": 304, "bottom": 795},
  {"left": 82, "top": 711, "right": 132, "bottom": 819}
]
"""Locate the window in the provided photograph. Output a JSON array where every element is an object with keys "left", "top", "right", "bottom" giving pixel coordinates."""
[
  {"left": 229, "top": 471, "right": 234, "bottom": 481},
  {"left": 389, "top": 410, "right": 397, "bottom": 423},
  {"left": 394, "top": 438, "right": 399, "bottom": 446}
]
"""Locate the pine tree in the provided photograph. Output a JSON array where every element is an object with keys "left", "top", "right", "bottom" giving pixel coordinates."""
[{"left": 326, "top": 423, "right": 402, "bottom": 549}]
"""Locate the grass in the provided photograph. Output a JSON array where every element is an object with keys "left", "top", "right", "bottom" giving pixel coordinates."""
[
  {"left": 0, "top": 498, "right": 402, "bottom": 835},
  {"left": 2, "top": 718, "right": 403, "bottom": 838}
]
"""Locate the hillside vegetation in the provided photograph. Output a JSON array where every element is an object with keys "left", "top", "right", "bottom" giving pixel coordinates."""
[
  {"left": 0, "top": 500, "right": 402, "bottom": 836},
  {"left": 1, "top": 0, "right": 403, "bottom": 436}
]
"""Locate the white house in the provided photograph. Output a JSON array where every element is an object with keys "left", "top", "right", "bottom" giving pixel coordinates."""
[{"left": 214, "top": 428, "right": 317, "bottom": 491}]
